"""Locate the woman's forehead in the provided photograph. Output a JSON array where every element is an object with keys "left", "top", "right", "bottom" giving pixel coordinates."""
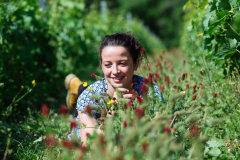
[{"left": 101, "top": 46, "right": 132, "bottom": 60}]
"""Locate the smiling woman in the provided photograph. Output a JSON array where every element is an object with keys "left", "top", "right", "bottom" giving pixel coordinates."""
[{"left": 65, "top": 32, "right": 163, "bottom": 145}]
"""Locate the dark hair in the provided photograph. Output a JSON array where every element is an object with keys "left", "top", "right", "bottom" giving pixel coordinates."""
[{"left": 99, "top": 32, "right": 143, "bottom": 65}]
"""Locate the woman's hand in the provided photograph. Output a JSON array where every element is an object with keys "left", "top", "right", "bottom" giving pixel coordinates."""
[{"left": 113, "top": 88, "right": 133, "bottom": 104}]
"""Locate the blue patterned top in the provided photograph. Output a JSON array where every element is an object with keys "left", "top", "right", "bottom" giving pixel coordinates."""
[{"left": 68, "top": 75, "right": 163, "bottom": 139}]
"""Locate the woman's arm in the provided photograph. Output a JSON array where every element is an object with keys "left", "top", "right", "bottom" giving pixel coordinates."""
[{"left": 78, "top": 110, "right": 101, "bottom": 146}]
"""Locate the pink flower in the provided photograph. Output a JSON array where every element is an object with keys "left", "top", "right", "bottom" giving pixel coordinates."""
[{"left": 41, "top": 104, "right": 49, "bottom": 117}]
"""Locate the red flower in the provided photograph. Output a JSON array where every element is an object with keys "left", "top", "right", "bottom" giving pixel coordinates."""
[
  {"left": 182, "top": 73, "right": 186, "bottom": 80},
  {"left": 186, "top": 84, "right": 189, "bottom": 89},
  {"left": 154, "top": 73, "right": 160, "bottom": 79},
  {"left": 148, "top": 66, "right": 151, "bottom": 70},
  {"left": 142, "top": 65, "right": 147, "bottom": 70},
  {"left": 165, "top": 76, "right": 170, "bottom": 86},
  {"left": 79, "top": 145, "right": 87, "bottom": 152},
  {"left": 41, "top": 104, "right": 49, "bottom": 117},
  {"left": 201, "top": 85, "right": 205, "bottom": 89},
  {"left": 183, "top": 59, "right": 186, "bottom": 65},
  {"left": 143, "top": 78, "right": 149, "bottom": 84},
  {"left": 86, "top": 132, "right": 90, "bottom": 137},
  {"left": 45, "top": 135, "right": 57, "bottom": 147},
  {"left": 95, "top": 99, "right": 98, "bottom": 103},
  {"left": 162, "top": 50, "right": 165, "bottom": 54},
  {"left": 60, "top": 104, "right": 67, "bottom": 115},
  {"left": 193, "top": 89, "right": 196, "bottom": 94},
  {"left": 131, "top": 83, "right": 134, "bottom": 87},
  {"left": 189, "top": 124, "right": 200, "bottom": 137},
  {"left": 123, "top": 121, "right": 127, "bottom": 128},
  {"left": 213, "top": 93, "right": 218, "bottom": 97},
  {"left": 151, "top": 55, "right": 155, "bottom": 59},
  {"left": 120, "top": 133, "right": 124, "bottom": 138},
  {"left": 114, "top": 112, "right": 118, "bottom": 116},
  {"left": 125, "top": 102, "right": 132, "bottom": 107},
  {"left": 70, "top": 120, "right": 77, "bottom": 130},
  {"left": 193, "top": 95, "right": 197, "bottom": 100},
  {"left": 159, "top": 84, "right": 165, "bottom": 92},
  {"left": 160, "top": 55, "right": 163, "bottom": 59},
  {"left": 131, "top": 89, "right": 138, "bottom": 96},
  {"left": 141, "top": 48, "right": 146, "bottom": 56},
  {"left": 99, "top": 135, "right": 106, "bottom": 145},
  {"left": 137, "top": 96, "right": 143, "bottom": 103},
  {"left": 61, "top": 139, "right": 74, "bottom": 149},
  {"left": 172, "top": 127, "right": 177, "bottom": 132},
  {"left": 85, "top": 105, "right": 92, "bottom": 115},
  {"left": 193, "top": 85, "right": 197, "bottom": 89},
  {"left": 91, "top": 73, "right": 95, "bottom": 78},
  {"left": 147, "top": 73, "right": 153, "bottom": 83},
  {"left": 164, "top": 126, "right": 171, "bottom": 134},
  {"left": 140, "top": 83, "right": 148, "bottom": 93},
  {"left": 135, "top": 107, "right": 144, "bottom": 118},
  {"left": 141, "top": 142, "right": 148, "bottom": 152}
]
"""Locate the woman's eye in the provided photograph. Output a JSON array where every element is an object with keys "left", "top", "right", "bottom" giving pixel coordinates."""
[
  {"left": 120, "top": 63, "right": 127, "bottom": 65},
  {"left": 105, "top": 64, "right": 110, "bottom": 67}
]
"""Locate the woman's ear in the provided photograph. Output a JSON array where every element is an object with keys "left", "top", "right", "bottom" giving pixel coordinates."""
[{"left": 134, "top": 59, "right": 140, "bottom": 71}]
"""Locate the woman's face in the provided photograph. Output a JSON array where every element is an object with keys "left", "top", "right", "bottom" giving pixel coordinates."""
[{"left": 100, "top": 46, "right": 138, "bottom": 90}]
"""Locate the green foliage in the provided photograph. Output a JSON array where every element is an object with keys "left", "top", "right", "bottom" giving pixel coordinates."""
[{"left": 182, "top": 0, "right": 240, "bottom": 74}]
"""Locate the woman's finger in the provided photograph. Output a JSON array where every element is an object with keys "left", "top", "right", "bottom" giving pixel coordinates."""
[
  {"left": 118, "top": 88, "right": 129, "bottom": 94},
  {"left": 122, "top": 94, "right": 133, "bottom": 99}
]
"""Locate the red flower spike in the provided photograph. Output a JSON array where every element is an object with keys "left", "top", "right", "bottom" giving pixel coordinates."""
[
  {"left": 141, "top": 142, "right": 149, "bottom": 152},
  {"left": 142, "top": 65, "right": 147, "bottom": 70},
  {"left": 193, "top": 89, "right": 196, "bottom": 94},
  {"left": 45, "top": 135, "right": 57, "bottom": 147},
  {"left": 153, "top": 78, "right": 157, "bottom": 82},
  {"left": 85, "top": 105, "right": 92, "bottom": 115},
  {"left": 178, "top": 78, "right": 181, "bottom": 83},
  {"left": 79, "top": 145, "right": 87, "bottom": 152},
  {"left": 41, "top": 104, "right": 49, "bottom": 117},
  {"left": 67, "top": 131, "right": 71, "bottom": 134},
  {"left": 176, "top": 114, "right": 180, "bottom": 118},
  {"left": 193, "top": 85, "right": 197, "bottom": 89},
  {"left": 140, "top": 83, "right": 148, "bottom": 93},
  {"left": 168, "top": 119, "right": 172, "bottom": 123},
  {"left": 141, "top": 48, "right": 146, "bottom": 56},
  {"left": 135, "top": 107, "right": 144, "bottom": 118},
  {"left": 182, "top": 73, "right": 186, "bottom": 80},
  {"left": 143, "top": 78, "right": 149, "bottom": 84},
  {"left": 148, "top": 66, "right": 151, "bottom": 70},
  {"left": 151, "top": 55, "right": 155, "bottom": 59},
  {"left": 61, "top": 139, "right": 74, "bottom": 150},
  {"left": 131, "top": 83, "right": 134, "bottom": 87},
  {"left": 164, "top": 126, "right": 171, "bottom": 134},
  {"left": 189, "top": 124, "right": 200, "bottom": 137},
  {"left": 154, "top": 73, "right": 160, "bottom": 79},
  {"left": 95, "top": 99, "right": 98, "bottom": 103},
  {"left": 126, "top": 102, "right": 132, "bottom": 107},
  {"left": 91, "top": 73, "right": 95, "bottom": 78},
  {"left": 186, "top": 84, "right": 189, "bottom": 89},
  {"left": 137, "top": 96, "right": 143, "bottom": 103},
  {"left": 162, "top": 50, "right": 165, "bottom": 54},
  {"left": 193, "top": 95, "right": 197, "bottom": 100},
  {"left": 213, "top": 93, "right": 218, "bottom": 97},
  {"left": 114, "top": 112, "right": 118, "bottom": 117},
  {"left": 86, "top": 132, "right": 90, "bottom": 137},
  {"left": 160, "top": 55, "right": 163, "bottom": 59},
  {"left": 165, "top": 76, "right": 170, "bottom": 86},
  {"left": 70, "top": 120, "right": 77, "bottom": 130},
  {"left": 172, "top": 127, "right": 177, "bottom": 132},
  {"left": 137, "top": 71, "right": 140, "bottom": 75},
  {"left": 123, "top": 121, "right": 127, "bottom": 128},
  {"left": 99, "top": 135, "right": 106, "bottom": 145},
  {"left": 159, "top": 84, "right": 165, "bottom": 93},
  {"left": 183, "top": 59, "right": 186, "bottom": 65},
  {"left": 60, "top": 104, "right": 67, "bottom": 115},
  {"left": 120, "top": 133, "right": 124, "bottom": 138}
]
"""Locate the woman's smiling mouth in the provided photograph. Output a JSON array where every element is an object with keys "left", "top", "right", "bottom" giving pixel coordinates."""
[{"left": 112, "top": 77, "right": 124, "bottom": 82}]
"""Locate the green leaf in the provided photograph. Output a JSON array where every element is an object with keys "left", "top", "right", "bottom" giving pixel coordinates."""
[
  {"left": 207, "top": 147, "right": 221, "bottom": 157},
  {"left": 229, "top": 0, "right": 237, "bottom": 6},
  {"left": 183, "top": 0, "right": 193, "bottom": 10},
  {"left": 203, "top": 11, "right": 216, "bottom": 28},
  {"left": 218, "top": 0, "right": 231, "bottom": 10},
  {"left": 207, "top": 138, "right": 225, "bottom": 148}
]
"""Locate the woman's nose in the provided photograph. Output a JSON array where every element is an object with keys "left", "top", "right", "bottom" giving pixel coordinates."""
[{"left": 112, "top": 65, "right": 119, "bottom": 74}]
